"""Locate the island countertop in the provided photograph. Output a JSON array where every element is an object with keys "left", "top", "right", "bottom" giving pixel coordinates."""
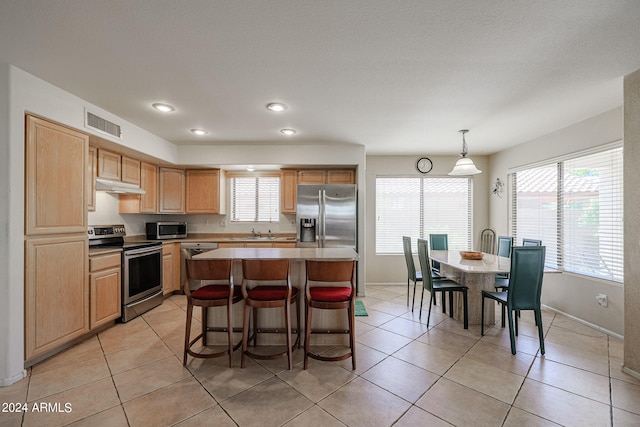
[{"left": 193, "top": 247, "right": 359, "bottom": 261}]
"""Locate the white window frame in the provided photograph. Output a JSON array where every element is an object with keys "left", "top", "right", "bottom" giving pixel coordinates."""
[
  {"left": 375, "top": 176, "right": 472, "bottom": 254},
  {"left": 228, "top": 173, "right": 281, "bottom": 222},
  {"left": 509, "top": 142, "right": 623, "bottom": 283}
]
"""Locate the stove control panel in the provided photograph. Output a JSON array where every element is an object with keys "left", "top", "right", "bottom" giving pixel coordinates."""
[{"left": 88, "top": 225, "right": 126, "bottom": 239}]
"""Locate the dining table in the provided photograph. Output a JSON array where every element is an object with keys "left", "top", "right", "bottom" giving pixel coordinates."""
[{"left": 429, "top": 250, "right": 511, "bottom": 326}]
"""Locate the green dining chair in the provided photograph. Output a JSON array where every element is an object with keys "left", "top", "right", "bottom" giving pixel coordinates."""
[
  {"left": 481, "top": 246, "right": 546, "bottom": 355},
  {"left": 417, "top": 238, "right": 468, "bottom": 329},
  {"left": 522, "top": 238, "right": 542, "bottom": 246},
  {"left": 402, "top": 236, "right": 423, "bottom": 310},
  {"left": 429, "top": 234, "right": 448, "bottom": 312},
  {"left": 494, "top": 236, "right": 513, "bottom": 291}
]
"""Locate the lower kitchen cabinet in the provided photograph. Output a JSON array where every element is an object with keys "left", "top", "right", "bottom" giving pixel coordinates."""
[
  {"left": 89, "top": 252, "right": 121, "bottom": 330},
  {"left": 25, "top": 235, "right": 89, "bottom": 363},
  {"left": 162, "top": 242, "right": 181, "bottom": 295}
]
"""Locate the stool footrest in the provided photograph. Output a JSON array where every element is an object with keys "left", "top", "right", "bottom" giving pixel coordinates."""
[{"left": 306, "top": 352, "right": 353, "bottom": 362}]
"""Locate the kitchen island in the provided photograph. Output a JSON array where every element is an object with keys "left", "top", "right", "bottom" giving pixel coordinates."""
[{"left": 193, "top": 247, "right": 359, "bottom": 346}]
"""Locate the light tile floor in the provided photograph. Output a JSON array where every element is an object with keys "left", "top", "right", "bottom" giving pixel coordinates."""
[{"left": 2, "top": 285, "right": 640, "bottom": 426}]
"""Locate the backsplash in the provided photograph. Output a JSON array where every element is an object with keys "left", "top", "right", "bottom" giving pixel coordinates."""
[{"left": 88, "top": 192, "right": 296, "bottom": 237}]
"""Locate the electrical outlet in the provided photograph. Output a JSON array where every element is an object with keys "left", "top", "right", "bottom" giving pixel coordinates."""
[{"left": 596, "top": 294, "right": 608, "bottom": 307}]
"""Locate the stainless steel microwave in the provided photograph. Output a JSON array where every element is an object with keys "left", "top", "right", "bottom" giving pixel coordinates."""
[{"left": 145, "top": 222, "right": 187, "bottom": 240}]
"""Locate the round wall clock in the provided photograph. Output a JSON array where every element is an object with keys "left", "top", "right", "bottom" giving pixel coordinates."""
[{"left": 416, "top": 157, "right": 433, "bottom": 174}]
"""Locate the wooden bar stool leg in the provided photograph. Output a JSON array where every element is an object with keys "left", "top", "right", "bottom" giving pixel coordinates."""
[
  {"left": 241, "top": 303, "right": 251, "bottom": 368},
  {"left": 304, "top": 302, "right": 313, "bottom": 369},
  {"left": 183, "top": 303, "right": 193, "bottom": 366},
  {"left": 349, "top": 300, "right": 356, "bottom": 370},
  {"left": 226, "top": 302, "right": 233, "bottom": 368},
  {"left": 285, "top": 300, "right": 293, "bottom": 370},
  {"left": 201, "top": 306, "right": 208, "bottom": 346}
]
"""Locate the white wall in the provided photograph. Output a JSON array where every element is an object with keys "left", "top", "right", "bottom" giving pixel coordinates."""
[
  {"left": 623, "top": 69, "right": 640, "bottom": 373},
  {"left": 489, "top": 107, "right": 624, "bottom": 336},
  {"left": 365, "top": 154, "right": 490, "bottom": 285}
]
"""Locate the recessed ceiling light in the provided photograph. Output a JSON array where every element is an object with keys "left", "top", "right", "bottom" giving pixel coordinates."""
[
  {"left": 281, "top": 128, "right": 297, "bottom": 136},
  {"left": 246, "top": 166, "right": 255, "bottom": 172},
  {"left": 190, "top": 128, "right": 208, "bottom": 136},
  {"left": 152, "top": 103, "right": 175, "bottom": 113},
  {"left": 266, "top": 102, "right": 287, "bottom": 112}
]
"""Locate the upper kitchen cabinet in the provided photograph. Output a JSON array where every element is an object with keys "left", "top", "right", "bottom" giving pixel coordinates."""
[
  {"left": 88, "top": 146, "right": 97, "bottom": 212},
  {"left": 297, "top": 169, "right": 326, "bottom": 185},
  {"left": 281, "top": 169, "right": 297, "bottom": 214},
  {"left": 185, "top": 169, "right": 226, "bottom": 214},
  {"left": 119, "top": 161, "right": 158, "bottom": 213},
  {"left": 159, "top": 167, "right": 185, "bottom": 213},
  {"left": 97, "top": 148, "right": 121, "bottom": 181},
  {"left": 25, "top": 115, "right": 88, "bottom": 235},
  {"left": 121, "top": 156, "right": 141, "bottom": 185},
  {"left": 297, "top": 169, "right": 356, "bottom": 185},
  {"left": 327, "top": 169, "right": 355, "bottom": 184}
]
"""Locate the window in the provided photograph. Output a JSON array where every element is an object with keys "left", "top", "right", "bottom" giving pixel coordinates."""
[
  {"left": 376, "top": 176, "right": 471, "bottom": 253},
  {"left": 511, "top": 144, "right": 623, "bottom": 282},
  {"left": 229, "top": 175, "right": 280, "bottom": 222}
]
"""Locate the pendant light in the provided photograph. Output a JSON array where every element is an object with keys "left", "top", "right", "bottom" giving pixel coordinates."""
[{"left": 448, "top": 129, "right": 482, "bottom": 175}]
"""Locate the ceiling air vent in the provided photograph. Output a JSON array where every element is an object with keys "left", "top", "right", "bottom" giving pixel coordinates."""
[{"left": 85, "top": 111, "right": 122, "bottom": 139}]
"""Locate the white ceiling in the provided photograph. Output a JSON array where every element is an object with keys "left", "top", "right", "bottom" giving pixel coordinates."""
[{"left": 2, "top": 1, "right": 640, "bottom": 155}]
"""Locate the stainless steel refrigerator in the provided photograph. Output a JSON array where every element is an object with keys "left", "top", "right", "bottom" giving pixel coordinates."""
[{"left": 296, "top": 184, "right": 357, "bottom": 248}]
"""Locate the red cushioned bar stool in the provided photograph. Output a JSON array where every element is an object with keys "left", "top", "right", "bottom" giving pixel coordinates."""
[
  {"left": 183, "top": 258, "right": 242, "bottom": 367},
  {"left": 240, "top": 259, "right": 300, "bottom": 370},
  {"left": 304, "top": 259, "right": 357, "bottom": 370}
]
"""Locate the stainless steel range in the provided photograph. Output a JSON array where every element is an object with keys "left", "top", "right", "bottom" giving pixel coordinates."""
[{"left": 88, "top": 225, "right": 163, "bottom": 322}]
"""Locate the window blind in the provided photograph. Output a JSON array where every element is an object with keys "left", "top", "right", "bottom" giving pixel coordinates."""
[
  {"left": 376, "top": 176, "right": 471, "bottom": 254},
  {"left": 510, "top": 145, "right": 623, "bottom": 282},
  {"left": 562, "top": 148, "right": 623, "bottom": 281},
  {"left": 229, "top": 175, "right": 280, "bottom": 222}
]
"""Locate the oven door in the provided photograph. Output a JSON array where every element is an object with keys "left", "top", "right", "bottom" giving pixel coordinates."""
[{"left": 123, "top": 245, "right": 163, "bottom": 305}]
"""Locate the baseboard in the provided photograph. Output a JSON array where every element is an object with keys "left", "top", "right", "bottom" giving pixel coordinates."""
[
  {"left": 622, "top": 366, "right": 640, "bottom": 380},
  {"left": 541, "top": 304, "right": 623, "bottom": 340},
  {"left": 1, "top": 369, "right": 27, "bottom": 387}
]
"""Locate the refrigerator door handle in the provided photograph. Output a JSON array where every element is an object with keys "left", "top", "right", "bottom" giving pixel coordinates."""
[{"left": 319, "top": 188, "right": 325, "bottom": 247}]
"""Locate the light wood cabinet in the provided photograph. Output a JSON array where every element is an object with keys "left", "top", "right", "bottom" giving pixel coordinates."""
[
  {"left": 298, "top": 169, "right": 355, "bottom": 185},
  {"left": 327, "top": 169, "right": 355, "bottom": 184},
  {"left": 186, "top": 169, "right": 224, "bottom": 214},
  {"left": 89, "top": 252, "right": 121, "bottom": 330},
  {"left": 97, "top": 148, "right": 121, "bottom": 181},
  {"left": 25, "top": 115, "right": 88, "bottom": 235},
  {"left": 162, "top": 243, "right": 181, "bottom": 295},
  {"left": 159, "top": 167, "right": 185, "bottom": 213},
  {"left": 297, "top": 170, "right": 326, "bottom": 184},
  {"left": 121, "top": 156, "right": 141, "bottom": 185},
  {"left": 25, "top": 235, "right": 89, "bottom": 362},
  {"left": 88, "top": 146, "right": 97, "bottom": 212},
  {"left": 280, "top": 169, "right": 297, "bottom": 214},
  {"left": 119, "top": 161, "right": 158, "bottom": 213}
]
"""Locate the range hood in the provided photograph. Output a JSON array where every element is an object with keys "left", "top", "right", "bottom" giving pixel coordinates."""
[{"left": 95, "top": 177, "right": 145, "bottom": 195}]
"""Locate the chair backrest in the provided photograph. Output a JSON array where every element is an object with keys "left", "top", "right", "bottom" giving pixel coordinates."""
[
  {"left": 496, "top": 236, "right": 513, "bottom": 258},
  {"left": 241, "top": 259, "right": 290, "bottom": 282},
  {"left": 522, "top": 238, "right": 542, "bottom": 246},
  {"left": 184, "top": 258, "right": 233, "bottom": 295},
  {"left": 417, "top": 239, "right": 435, "bottom": 293},
  {"left": 480, "top": 228, "right": 496, "bottom": 253},
  {"left": 507, "top": 246, "right": 546, "bottom": 311},
  {"left": 429, "top": 234, "right": 448, "bottom": 251},
  {"left": 403, "top": 236, "right": 418, "bottom": 281},
  {"left": 306, "top": 260, "right": 355, "bottom": 284}
]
